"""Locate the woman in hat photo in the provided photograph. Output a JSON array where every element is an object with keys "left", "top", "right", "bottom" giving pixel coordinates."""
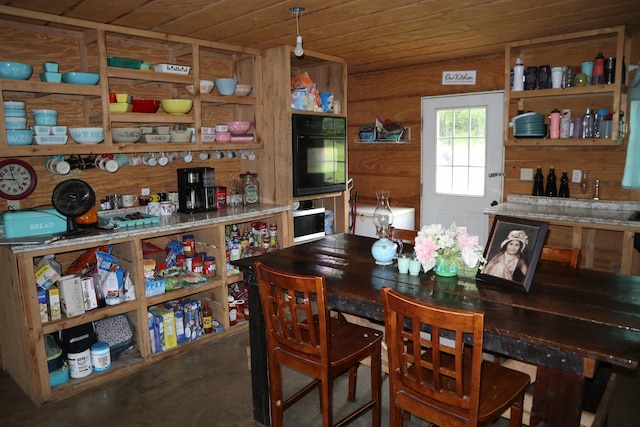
[{"left": 483, "top": 229, "right": 529, "bottom": 282}]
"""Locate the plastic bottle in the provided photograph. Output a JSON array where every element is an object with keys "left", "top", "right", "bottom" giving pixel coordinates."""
[
  {"left": 228, "top": 295, "right": 238, "bottom": 327},
  {"left": 582, "top": 108, "right": 594, "bottom": 138},
  {"left": 593, "top": 53, "right": 605, "bottom": 85},
  {"left": 545, "top": 167, "right": 558, "bottom": 197},
  {"left": 559, "top": 170, "right": 570, "bottom": 198},
  {"left": 594, "top": 108, "right": 609, "bottom": 138},
  {"left": 202, "top": 301, "right": 213, "bottom": 333},
  {"left": 549, "top": 109, "right": 561, "bottom": 139},
  {"left": 513, "top": 58, "right": 525, "bottom": 91},
  {"left": 532, "top": 166, "right": 545, "bottom": 196}
]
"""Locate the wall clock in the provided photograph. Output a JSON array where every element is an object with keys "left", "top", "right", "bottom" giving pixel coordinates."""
[{"left": 0, "top": 158, "right": 37, "bottom": 200}]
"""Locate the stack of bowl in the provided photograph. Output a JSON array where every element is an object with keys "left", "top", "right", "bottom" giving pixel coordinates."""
[
  {"left": 4, "top": 101, "right": 32, "bottom": 146},
  {"left": 511, "top": 112, "right": 547, "bottom": 138},
  {"left": 39, "top": 62, "right": 62, "bottom": 83}
]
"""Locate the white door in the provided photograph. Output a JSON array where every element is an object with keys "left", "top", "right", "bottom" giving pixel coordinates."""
[{"left": 421, "top": 91, "right": 504, "bottom": 246}]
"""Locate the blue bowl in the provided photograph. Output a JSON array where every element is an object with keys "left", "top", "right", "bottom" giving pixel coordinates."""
[
  {"left": 0, "top": 61, "right": 33, "bottom": 80},
  {"left": 6, "top": 129, "right": 33, "bottom": 146},
  {"left": 40, "top": 72, "right": 62, "bottom": 83},
  {"left": 4, "top": 109, "right": 26, "bottom": 118},
  {"left": 31, "top": 109, "right": 58, "bottom": 126},
  {"left": 215, "top": 78, "right": 238, "bottom": 95},
  {"left": 62, "top": 72, "right": 100, "bottom": 85}
]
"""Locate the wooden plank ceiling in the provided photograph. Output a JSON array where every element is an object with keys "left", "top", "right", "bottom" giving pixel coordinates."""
[{"left": 1, "top": 0, "right": 639, "bottom": 74}]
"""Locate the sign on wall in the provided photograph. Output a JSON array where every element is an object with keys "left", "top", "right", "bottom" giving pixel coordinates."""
[{"left": 442, "top": 70, "right": 477, "bottom": 85}]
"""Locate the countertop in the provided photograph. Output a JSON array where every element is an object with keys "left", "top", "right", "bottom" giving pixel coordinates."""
[
  {"left": 0, "top": 204, "right": 290, "bottom": 254},
  {"left": 483, "top": 195, "right": 640, "bottom": 229}
]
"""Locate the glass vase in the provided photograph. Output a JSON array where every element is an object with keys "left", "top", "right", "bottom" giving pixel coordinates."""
[
  {"left": 373, "top": 190, "right": 394, "bottom": 238},
  {"left": 434, "top": 256, "right": 458, "bottom": 277}
]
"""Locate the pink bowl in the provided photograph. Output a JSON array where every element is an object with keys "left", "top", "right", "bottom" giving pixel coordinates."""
[
  {"left": 132, "top": 99, "right": 160, "bottom": 113},
  {"left": 226, "top": 121, "right": 252, "bottom": 135}
]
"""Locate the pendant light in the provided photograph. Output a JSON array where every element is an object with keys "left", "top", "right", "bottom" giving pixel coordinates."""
[{"left": 290, "top": 7, "right": 305, "bottom": 57}]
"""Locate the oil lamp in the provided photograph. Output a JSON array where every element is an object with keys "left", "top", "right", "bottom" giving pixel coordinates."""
[{"left": 370, "top": 190, "right": 399, "bottom": 265}]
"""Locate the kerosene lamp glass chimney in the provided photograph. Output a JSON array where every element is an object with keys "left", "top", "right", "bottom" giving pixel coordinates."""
[{"left": 373, "top": 190, "right": 394, "bottom": 238}]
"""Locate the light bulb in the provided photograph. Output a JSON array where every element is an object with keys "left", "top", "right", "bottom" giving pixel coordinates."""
[{"left": 294, "top": 35, "right": 304, "bottom": 57}]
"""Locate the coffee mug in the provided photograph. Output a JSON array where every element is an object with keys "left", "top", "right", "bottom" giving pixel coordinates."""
[
  {"left": 46, "top": 158, "right": 70, "bottom": 175},
  {"left": 146, "top": 201, "right": 161, "bottom": 216},
  {"left": 138, "top": 195, "right": 150, "bottom": 206},
  {"left": 148, "top": 193, "right": 161, "bottom": 202},
  {"left": 181, "top": 151, "right": 193, "bottom": 163},
  {"left": 129, "top": 154, "right": 142, "bottom": 166},
  {"left": 122, "top": 194, "right": 138, "bottom": 207},
  {"left": 159, "top": 201, "right": 175, "bottom": 216},
  {"left": 114, "top": 154, "right": 129, "bottom": 168},
  {"left": 199, "top": 151, "right": 210, "bottom": 161},
  {"left": 167, "top": 191, "right": 179, "bottom": 203},
  {"left": 158, "top": 192, "right": 167, "bottom": 201}
]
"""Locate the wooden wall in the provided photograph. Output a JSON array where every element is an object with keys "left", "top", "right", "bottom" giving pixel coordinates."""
[{"left": 347, "top": 34, "right": 640, "bottom": 227}]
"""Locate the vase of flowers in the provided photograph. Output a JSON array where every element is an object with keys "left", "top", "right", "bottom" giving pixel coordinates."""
[{"left": 413, "top": 223, "right": 485, "bottom": 277}]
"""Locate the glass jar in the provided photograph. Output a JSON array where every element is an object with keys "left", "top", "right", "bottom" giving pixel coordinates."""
[{"left": 240, "top": 171, "right": 259, "bottom": 204}]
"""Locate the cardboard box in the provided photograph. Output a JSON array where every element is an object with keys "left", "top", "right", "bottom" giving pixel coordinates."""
[
  {"left": 149, "top": 306, "right": 177, "bottom": 351},
  {"left": 35, "top": 260, "right": 60, "bottom": 290},
  {"left": 57, "top": 275, "right": 85, "bottom": 318},
  {"left": 81, "top": 277, "right": 98, "bottom": 310},
  {"left": 48, "top": 285, "right": 61, "bottom": 321},
  {"left": 38, "top": 287, "right": 49, "bottom": 322}
]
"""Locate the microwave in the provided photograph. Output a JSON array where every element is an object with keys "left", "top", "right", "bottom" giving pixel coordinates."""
[{"left": 293, "top": 207, "right": 325, "bottom": 244}]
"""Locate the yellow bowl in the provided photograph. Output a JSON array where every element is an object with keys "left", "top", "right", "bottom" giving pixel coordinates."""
[
  {"left": 160, "top": 99, "right": 193, "bottom": 114},
  {"left": 115, "top": 93, "right": 131, "bottom": 103},
  {"left": 110, "top": 102, "right": 133, "bottom": 113}
]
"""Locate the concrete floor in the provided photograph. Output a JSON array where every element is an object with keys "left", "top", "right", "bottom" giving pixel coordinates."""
[{"left": 1, "top": 329, "right": 639, "bottom": 427}]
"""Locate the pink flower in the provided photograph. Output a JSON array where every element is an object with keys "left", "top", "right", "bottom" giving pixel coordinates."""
[{"left": 414, "top": 234, "right": 439, "bottom": 271}]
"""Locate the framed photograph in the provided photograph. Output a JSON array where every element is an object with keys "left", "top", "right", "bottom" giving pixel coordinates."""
[{"left": 477, "top": 215, "right": 549, "bottom": 293}]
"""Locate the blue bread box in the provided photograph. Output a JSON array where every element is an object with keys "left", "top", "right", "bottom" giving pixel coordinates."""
[{"left": 2, "top": 208, "right": 67, "bottom": 238}]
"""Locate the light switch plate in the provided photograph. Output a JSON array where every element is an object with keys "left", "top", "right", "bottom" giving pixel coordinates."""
[
  {"left": 6, "top": 200, "right": 20, "bottom": 210},
  {"left": 141, "top": 188, "right": 150, "bottom": 196},
  {"left": 572, "top": 170, "right": 582, "bottom": 183},
  {"left": 520, "top": 168, "right": 533, "bottom": 181}
]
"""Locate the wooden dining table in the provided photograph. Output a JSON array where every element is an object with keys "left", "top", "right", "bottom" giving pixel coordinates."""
[{"left": 236, "top": 233, "right": 640, "bottom": 427}]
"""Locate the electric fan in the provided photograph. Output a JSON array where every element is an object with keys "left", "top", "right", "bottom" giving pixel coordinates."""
[{"left": 51, "top": 179, "right": 96, "bottom": 234}]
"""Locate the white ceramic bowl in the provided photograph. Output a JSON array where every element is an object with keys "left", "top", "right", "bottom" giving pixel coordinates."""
[
  {"left": 169, "top": 129, "right": 192, "bottom": 143},
  {"left": 112, "top": 127, "right": 142, "bottom": 143},
  {"left": 69, "top": 127, "right": 104, "bottom": 144},
  {"left": 32, "top": 125, "right": 52, "bottom": 135},
  {"left": 51, "top": 126, "right": 67, "bottom": 135},
  {"left": 234, "top": 84, "right": 253, "bottom": 96}
]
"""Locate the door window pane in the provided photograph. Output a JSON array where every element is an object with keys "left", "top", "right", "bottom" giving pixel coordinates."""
[{"left": 436, "top": 107, "right": 486, "bottom": 196}]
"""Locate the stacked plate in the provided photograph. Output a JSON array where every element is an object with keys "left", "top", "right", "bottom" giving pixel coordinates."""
[{"left": 511, "top": 112, "right": 547, "bottom": 138}]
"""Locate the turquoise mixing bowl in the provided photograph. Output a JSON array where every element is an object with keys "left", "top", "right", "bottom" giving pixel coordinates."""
[{"left": 0, "top": 61, "right": 33, "bottom": 80}]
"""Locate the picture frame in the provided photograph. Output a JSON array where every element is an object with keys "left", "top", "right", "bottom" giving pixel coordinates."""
[{"left": 477, "top": 215, "right": 549, "bottom": 293}]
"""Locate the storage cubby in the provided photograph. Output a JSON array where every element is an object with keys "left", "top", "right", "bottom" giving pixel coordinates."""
[
  {"left": 0, "top": 205, "right": 289, "bottom": 405},
  {"left": 504, "top": 26, "right": 631, "bottom": 147}
]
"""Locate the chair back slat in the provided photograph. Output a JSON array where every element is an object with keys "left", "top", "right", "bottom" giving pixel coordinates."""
[
  {"left": 391, "top": 227, "right": 418, "bottom": 244},
  {"left": 256, "top": 261, "right": 328, "bottom": 360},
  {"left": 382, "top": 287, "right": 484, "bottom": 421},
  {"left": 541, "top": 246, "right": 581, "bottom": 268}
]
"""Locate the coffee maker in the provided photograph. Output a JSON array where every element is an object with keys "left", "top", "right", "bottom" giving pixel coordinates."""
[{"left": 177, "top": 167, "right": 215, "bottom": 213}]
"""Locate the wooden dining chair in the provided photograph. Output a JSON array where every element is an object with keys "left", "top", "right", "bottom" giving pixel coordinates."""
[
  {"left": 254, "top": 261, "right": 383, "bottom": 427},
  {"left": 391, "top": 227, "right": 418, "bottom": 244},
  {"left": 381, "top": 286, "right": 530, "bottom": 427},
  {"left": 500, "top": 245, "right": 582, "bottom": 425},
  {"left": 540, "top": 245, "right": 581, "bottom": 267}
]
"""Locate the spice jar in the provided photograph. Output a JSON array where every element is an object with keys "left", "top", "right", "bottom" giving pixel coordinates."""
[{"left": 240, "top": 171, "right": 259, "bottom": 204}]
